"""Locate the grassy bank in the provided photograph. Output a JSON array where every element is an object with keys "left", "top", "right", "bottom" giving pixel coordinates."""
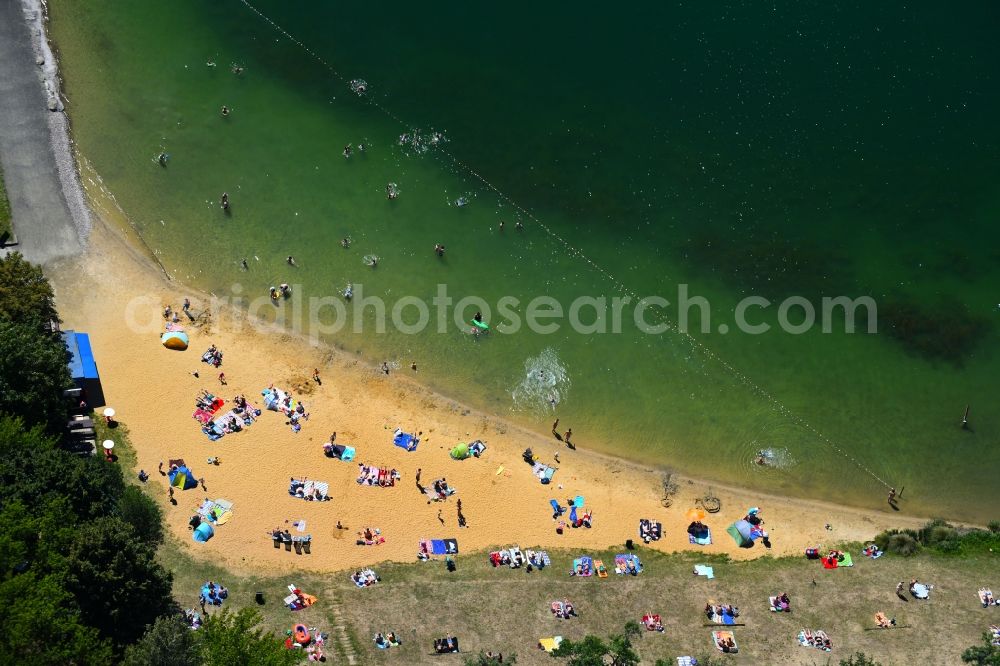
[
  {"left": 0, "top": 165, "right": 11, "bottom": 242},
  {"left": 100, "top": 426, "right": 999, "bottom": 665}
]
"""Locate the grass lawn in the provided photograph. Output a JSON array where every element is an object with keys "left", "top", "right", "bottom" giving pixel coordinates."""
[
  {"left": 0, "top": 165, "right": 12, "bottom": 242},
  {"left": 102, "top": 422, "right": 999, "bottom": 665}
]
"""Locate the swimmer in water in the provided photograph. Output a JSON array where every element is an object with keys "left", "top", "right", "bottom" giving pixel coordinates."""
[
  {"left": 474, "top": 311, "right": 483, "bottom": 323},
  {"left": 341, "top": 237, "right": 351, "bottom": 248},
  {"left": 207, "top": 60, "right": 216, "bottom": 68},
  {"left": 386, "top": 183, "right": 399, "bottom": 200},
  {"left": 157, "top": 152, "right": 168, "bottom": 166},
  {"left": 499, "top": 220, "right": 505, "bottom": 231},
  {"left": 358, "top": 143, "right": 366, "bottom": 152},
  {"left": 516, "top": 221, "right": 524, "bottom": 231},
  {"left": 754, "top": 451, "right": 768, "bottom": 466},
  {"left": 220, "top": 105, "right": 230, "bottom": 117},
  {"left": 370, "top": 256, "right": 378, "bottom": 268},
  {"left": 221, "top": 192, "right": 230, "bottom": 210},
  {"left": 231, "top": 64, "right": 244, "bottom": 75},
  {"left": 241, "top": 258, "right": 248, "bottom": 270},
  {"left": 279, "top": 283, "right": 290, "bottom": 295},
  {"left": 343, "top": 144, "right": 352, "bottom": 158},
  {"left": 287, "top": 256, "right": 296, "bottom": 266},
  {"left": 434, "top": 243, "right": 445, "bottom": 257},
  {"left": 269, "top": 286, "right": 278, "bottom": 300}
]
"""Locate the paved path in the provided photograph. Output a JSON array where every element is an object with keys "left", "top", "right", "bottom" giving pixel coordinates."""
[{"left": 0, "top": 0, "right": 83, "bottom": 264}]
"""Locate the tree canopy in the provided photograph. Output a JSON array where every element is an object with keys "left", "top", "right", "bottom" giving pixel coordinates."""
[{"left": 0, "top": 252, "right": 59, "bottom": 328}]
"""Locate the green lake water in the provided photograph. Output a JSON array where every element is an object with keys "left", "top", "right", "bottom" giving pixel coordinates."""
[{"left": 50, "top": 0, "right": 1000, "bottom": 522}]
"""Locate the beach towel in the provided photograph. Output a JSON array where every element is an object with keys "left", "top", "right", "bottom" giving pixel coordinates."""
[
  {"left": 290, "top": 480, "right": 329, "bottom": 501},
  {"left": 979, "top": 588, "right": 996, "bottom": 607},
  {"left": 393, "top": 429, "right": 419, "bottom": 451},
  {"left": 839, "top": 553, "right": 854, "bottom": 567},
  {"left": 532, "top": 462, "right": 556, "bottom": 484},
  {"left": 444, "top": 538, "right": 458, "bottom": 554},
  {"left": 677, "top": 658, "right": 696, "bottom": 666},
  {"left": 431, "top": 539, "right": 447, "bottom": 555},
  {"left": 538, "top": 637, "right": 563, "bottom": 653},
  {"left": 912, "top": 583, "right": 930, "bottom": 599},
  {"left": 712, "top": 610, "right": 737, "bottom": 625},
  {"left": 572, "top": 557, "right": 593, "bottom": 577},
  {"left": 694, "top": 564, "right": 715, "bottom": 579},
  {"left": 689, "top": 528, "right": 712, "bottom": 546},
  {"left": 712, "top": 630, "right": 737, "bottom": 653},
  {"left": 573, "top": 495, "right": 585, "bottom": 507},
  {"left": 615, "top": 553, "right": 642, "bottom": 575},
  {"left": 569, "top": 505, "right": 578, "bottom": 524},
  {"left": 822, "top": 556, "right": 838, "bottom": 569},
  {"left": 797, "top": 630, "right": 812, "bottom": 647},
  {"left": 595, "top": 559, "right": 608, "bottom": 578}
]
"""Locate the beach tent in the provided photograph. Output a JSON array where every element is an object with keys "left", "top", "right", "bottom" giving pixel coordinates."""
[
  {"left": 450, "top": 443, "right": 470, "bottom": 460},
  {"left": 169, "top": 465, "right": 198, "bottom": 490},
  {"left": 192, "top": 522, "right": 214, "bottom": 542},
  {"left": 161, "top": 331, "right": 190, "bottom": 351},
  {"left": 726, "top": 520, "right": 755, "bottom": 548}
]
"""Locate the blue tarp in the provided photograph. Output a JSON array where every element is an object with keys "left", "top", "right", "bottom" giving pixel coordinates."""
[{"left": 75, "top": 333, "right": 99, "bottom": 378}]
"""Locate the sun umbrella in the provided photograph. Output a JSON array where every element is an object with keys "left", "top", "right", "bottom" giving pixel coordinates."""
[
  {"left": 686, "top": 507, "right": 706, "bottom": 522},
  {"left": 102, "top": 440, "right": 115, "bottom": 451},
  {"left": 102, "top": 407, "right": 116, "bottom": 418}
]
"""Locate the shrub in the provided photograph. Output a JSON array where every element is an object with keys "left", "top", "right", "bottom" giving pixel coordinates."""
[{"left": 988, "top": 520, "right": 1000, "bottom": 534}]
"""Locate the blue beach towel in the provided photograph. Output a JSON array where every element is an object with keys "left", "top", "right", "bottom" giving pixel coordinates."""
[
  {"left": 694, "top": 564, "right": 715, "bottom": 579},
  {"left": 393, "top": 429, "right": 419, "bottom": 451},
  {"left": 574, "top": 495, "right": 585, "bottom": 508},
  {"left": 569, "top": 505, "right": 578, "bottom": 524},
  {"left": 549, "top": 499, "right": 564, "bottom": 516},
  {"left": 431, "top": 539, "right": 447, "bottom": 555}
]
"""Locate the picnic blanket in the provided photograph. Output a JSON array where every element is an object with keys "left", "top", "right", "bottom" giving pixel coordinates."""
[
  {"left": 196, "top": 498, "right": 233, "bottom": 525},
  {"left": 912, "top": 583, "right": 930, "bottom": 599},
  {"left": 351, "top": 569, "right": 378, "bottom": 588},
  {"left": 639, "top": 519, "right": 662, "bottom": 542},
  {"left": 798, "top": 629, "right": 832, "bottom": 651},
  {"left": 689, "top": 527, "right": 712, "bottom": 546},
  {"left": 289, "top": 480, "right": 330, "bottom": 501},
  {"left": 694, "top": 564, "right": 715, "bottom": 579},
  {"left": 393, "top": 429, "right": 419, "bottom": 451}
]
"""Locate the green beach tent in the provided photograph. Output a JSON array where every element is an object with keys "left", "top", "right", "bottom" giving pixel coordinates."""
[{"left": 450, "top": 443, "right": 470, "bottom": 460}]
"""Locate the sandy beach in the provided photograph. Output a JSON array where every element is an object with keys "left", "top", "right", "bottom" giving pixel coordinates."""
[{"left": 43, "top": 195, "right": 934, "bottom": 576}]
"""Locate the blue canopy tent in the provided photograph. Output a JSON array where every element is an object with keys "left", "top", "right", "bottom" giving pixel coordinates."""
[{"left": 62, "top": 330, "right": 105, "bottom": 407}]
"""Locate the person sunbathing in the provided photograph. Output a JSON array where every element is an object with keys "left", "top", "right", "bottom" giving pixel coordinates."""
[
  {"left": 705, "top": 603, "right": 715, "bottom": 619},
  {"left": 564, "top": 602, "right": 576, "bottom": 616}
]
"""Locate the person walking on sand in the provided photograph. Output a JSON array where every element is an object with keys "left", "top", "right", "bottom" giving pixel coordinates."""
[
  {"left": 168, "top": 487, "right": 175, "bottom": 504},
  {"left": 313, "top": 368, "right": 321, "bottom": 385},
  {"left": 381, "top": 362, "right": 390, "bottom": 375},
  {"left": 218, "top": 372, "right": 227, "bottom": 385},
  {"left": 159, "top": 460, "right": 164, "bottom": 475},
  {"left": 564, "top": 428, "right": 574, "bottom": 449},
  {"left": 887, "top": 487, "right": 897, "bottom": 507},
  {"left": 552, "top": 418, "right": 559, "bottom": 436}
]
